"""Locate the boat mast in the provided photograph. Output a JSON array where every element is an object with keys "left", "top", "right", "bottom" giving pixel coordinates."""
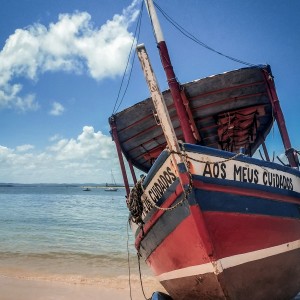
[
  {"left": 137, "top": 43, "right": 214, "bottom": 257},
  {"left": 136, "top": 44, "right": 183, "bottom": 161},
  {"left": 145, "top": 0, "right": 196, "bottom": 144}
]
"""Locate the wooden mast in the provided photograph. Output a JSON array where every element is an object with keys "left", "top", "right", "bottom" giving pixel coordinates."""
[
  {"left": 145, "top": 0, "right": 197, "bottom": 144},
  {"left": 136, "top": 43, "right": 189, "bottom": 187},
  {"left": 136, "top": 44, "right": 182, "bottom": 163},
  {"left": 109, "top": 116, "right": 130, "bottom": 196}
]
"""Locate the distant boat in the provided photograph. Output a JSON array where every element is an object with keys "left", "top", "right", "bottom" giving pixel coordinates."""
[
  {"left": 82, "top": 187, "right": 91, "bottom": 191},
  {"left": 104, "top": 187, "right": 118, "bottom": 192},
  {"left": 104, "top": 170, "right": 118, "bottom": 191}
]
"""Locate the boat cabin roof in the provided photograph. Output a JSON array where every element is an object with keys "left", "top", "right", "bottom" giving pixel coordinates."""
[{"left": 111, "top": 65, "right": 274, "bottom": 173}]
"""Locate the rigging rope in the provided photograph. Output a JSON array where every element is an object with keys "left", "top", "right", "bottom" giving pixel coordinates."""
[
  {"left": 137, "top": 252, "right": 151, "bottom": 300},
  {"left": 112, "top": 0, "right": 258, "bottom": 114},
  {"left": 112, "top": 1, "right": 144, "bottom": 114},
  {"left": 127, "top": 218, "right": 150, "bottom": 300},
  {"left": 153, "top": 1, "right": 256, "bottom": 67},
  {"left": 127, "top": 219, "right": 133, "bottom": 300},
  {"left": 294, "top": 149, "right": 300, "bottom": 167}
]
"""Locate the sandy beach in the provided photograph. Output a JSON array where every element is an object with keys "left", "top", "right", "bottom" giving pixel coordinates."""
[
  {"left": 2, "top": 275, "right": 300, "bottom": 300},
  {"left": 0, "top": 186, "right": 168, "bottom": 300},
  {"left": 0, "top": 274, "right": 165, "bottom": 300}
]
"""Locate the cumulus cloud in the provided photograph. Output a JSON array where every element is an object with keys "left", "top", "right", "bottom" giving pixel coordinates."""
[
  {"left": 0, "top": 1, "right": 140, "bottom": 111},
  {"left": 48, "top": 126, "right": 112, "bottom": 160},
  {"left": 49, "top": 101, "right": 65, "bottom": 116},
  {"left": 49, "top": 134, "right": 62, "bottom": 142},
  {"left": 0, "top": 126, "right": 121, "bottom": 183},
  {"left": 16, "top": 144, "right": 35, "bottom": 152}
]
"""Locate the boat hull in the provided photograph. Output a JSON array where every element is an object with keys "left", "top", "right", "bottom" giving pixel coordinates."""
[
  {"left": 133, "top": 144, "right": 300, "bottom": 299},
  {"left": 146, "top": 209, "right": 300, "bottom": 299},
  {"left": 159, "top": 248, "right": 300, "bottom": 299}
]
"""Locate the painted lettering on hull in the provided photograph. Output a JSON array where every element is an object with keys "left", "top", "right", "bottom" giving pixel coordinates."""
[
  {"left": 148, "top": 167, "right": 176, "bottom": 203},
  {"left": 200, "top": 161, "right": 295, "bottom": 191},
  {"left": 141, "top": 160, "right": 178, "bottom": 218}
]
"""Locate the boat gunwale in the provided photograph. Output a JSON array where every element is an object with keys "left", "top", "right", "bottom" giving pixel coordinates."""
[
  {"left": 142, "top": 143, "right": 300, "bottom": 189},
  {"left": 112, "top": 65, "right": 276, "bottom": 173}
]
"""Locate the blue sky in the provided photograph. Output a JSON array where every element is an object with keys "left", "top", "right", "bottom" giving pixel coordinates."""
[{"left": 0, "top": 0, "right": 299, "bottom": 183}]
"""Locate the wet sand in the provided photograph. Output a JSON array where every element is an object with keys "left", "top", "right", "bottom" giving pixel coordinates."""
[{"left": 0, "top": 274, "right": 165, "bottom": 300}]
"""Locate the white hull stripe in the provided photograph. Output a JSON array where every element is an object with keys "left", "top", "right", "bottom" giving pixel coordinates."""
[{"left": 156, "top": 239, "right": 300, "bottom": 281}]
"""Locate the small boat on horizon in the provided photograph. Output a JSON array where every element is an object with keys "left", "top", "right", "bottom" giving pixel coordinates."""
[
  {"left": 104, "top": 170, "right": 118, "bottom": 192},
  {"left": 104, "top": 187, "right": 118, "bottom": 191},
  {"left": 82, "top": 187, "right": 91, "bottom": 191},
  {"left": 109, "top": 1, "right": 300, "bottom": 299}
]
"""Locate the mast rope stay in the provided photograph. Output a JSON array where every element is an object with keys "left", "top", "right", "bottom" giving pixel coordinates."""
[
  {"left": 112, "top": 1, "right": 144, "bottom": 114},
  {"left": 153, "top": 1, "right": 256, "bottom": 67}
]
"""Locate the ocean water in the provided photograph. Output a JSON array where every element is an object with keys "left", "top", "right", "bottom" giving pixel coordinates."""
[{"left": 0, "top": 185, "right": 153, "bottom": 288}]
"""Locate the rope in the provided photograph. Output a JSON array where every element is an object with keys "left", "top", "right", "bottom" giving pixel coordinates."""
[
  {"left": 127, "top": 219, "right": 150, "bottom": 300},
  {"left": 127, "top": 148, "right": 246, "bottom": 224},
  {"left": 129, "top": 148, "right": 193, "bottom": 215},
  {"left": 137, "top": 252, "right": 151, "bottom": 300},
  {"left": 170, "top": 150, "right": 244, "bottom": 165},
  {"left": 112, "top": 1, "right": 144, "bottom": 114},
  {"left": 292, "top": 148, "right": 300, "bottom": 167},
  {"left": 126, "top": 219, "right": 133, "bottom": 300},
  {"left": 153, "top": 1, "right": 256, "bottom": 67},
  {"left": 140, "top": 173, "right": 192, "bottom": 212},
  {"left": 175, "top": 147, "right": 275, "bottom": 174},
  {"left": 127, "top": 179, "right": 144, "bottom": 224},
  {"left": 129, "top": 142, "right": 295, "bottom": 224}
]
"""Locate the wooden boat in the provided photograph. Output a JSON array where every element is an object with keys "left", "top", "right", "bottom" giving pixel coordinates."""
[{"left": 109, "top": 1, "right": 300, "bottom": 299}]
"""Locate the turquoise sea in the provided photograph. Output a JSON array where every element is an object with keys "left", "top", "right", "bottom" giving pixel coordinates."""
[{"left": 0, "top": 184, "right": 153, "bottom": 288}]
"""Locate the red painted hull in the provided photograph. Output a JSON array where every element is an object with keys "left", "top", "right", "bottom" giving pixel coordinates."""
[
  {"left": 159, "top": 248, "right": 300, "bottom": 300},
  {"left": 145, "top": 208, "right": 300, "bottom": 299}
]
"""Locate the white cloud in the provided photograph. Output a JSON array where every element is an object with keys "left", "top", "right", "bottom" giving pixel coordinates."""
[
  {"left": 49, "top": 101, "right": 65, "bottom": 116},
  {"left": 16, "top": 144, "right": 35, "bottom": 152},
  {"left": 0, "top": 145, "right": 13, "bottom": 158},
  {"left": 49, "top": 134, "right": 62, "bottom": 142},
  {"left": 48, "top": 126, "right": 112, "bottom": 161},
  {"left": 0, "top": 84, "right": 39, "bottom": 112},
  {"left": 0, "top": 1, "right": 139, "bottom": 111},
  {"left": 0, "top": 126, "right": 121, "bottom": 183}
]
